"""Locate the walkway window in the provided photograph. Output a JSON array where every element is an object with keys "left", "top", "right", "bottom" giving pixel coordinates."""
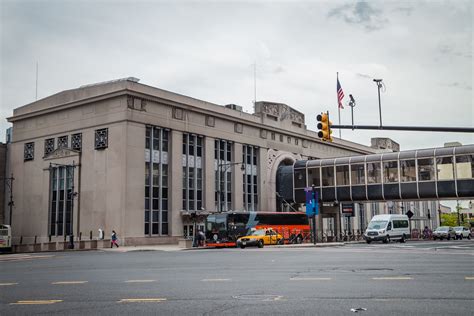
[
  {"left": 436, "top": 156, "right": 454, "bottom": 180},
  {"left": 336, "top": 165, "right": 350, "bottom": 186},
  {"left": 367, "top": 162, "right": 381, "bottom": 184},
  {"left": 456, "top": 155, "right": 474, "bottom": 179},
  {"left": 294, "top": 170, "right": 306, "bottom": 188},
  {"left": 321, "top": 166, "right": 335, "bottom": 186},
  {"left": 182, "top": 134, "right": 203, "bottom": 212},
  {"left": 383, "top": 161, "right": 399, "bottom": 183},
  {"left": 400, "top": 160, "right": 416, "bottom": 182},
  {"left": 308, "top": 168, "right": 320, "bottom": 187},
  {"left": 145, "top": 126, "right": 169, "bottom": 236},
  {"left": 418, "top": 158, "right": 435, "bottom": 181},
  {"left": 350, "top": 164, "right": 365, "bottom": 185},
  {"left": 243, "top": 145, "right": 258, "bottom": 212}
]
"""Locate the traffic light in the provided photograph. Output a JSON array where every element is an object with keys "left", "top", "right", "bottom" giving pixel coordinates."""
[{"left": 317, "top": 112, "right": 333, "bottom": 141}]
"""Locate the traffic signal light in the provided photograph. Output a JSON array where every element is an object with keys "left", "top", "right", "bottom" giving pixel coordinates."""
[{"left": 317, "top": 112, "right": 333, "bottom": 141}]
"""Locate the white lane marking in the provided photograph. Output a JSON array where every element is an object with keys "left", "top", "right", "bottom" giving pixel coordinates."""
[
  {"left": 124, "top": 280, "right": 156, "bottom": 283},
  {"left": 465, "top": 276, "right": 474, "bottom": 280},
  {"left": 10, "top": 300, "right": 63, "bottom": 305},
  {"left": 119, "top": 298, "right": 167, "bottom": 303},
  {"left": 201, "top": 278, "right": 231, "bottom": 282},
  {"left": 372, "top": 277, "right": 413, "bottom": 280},
  {"left": 290, "top": 277, "right": 332, "bottom": 281},
  {"left": 52, "top": 281, "right": 88, "bottom": 285},
  {"left": 0, "top": 282, "right": 18, "bottom": 286}
]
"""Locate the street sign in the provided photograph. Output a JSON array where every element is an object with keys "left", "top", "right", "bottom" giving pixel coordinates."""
[
  {"left": 342, "top": 203, "right": 354, "bottom": 217},
  {"left": 304, "top": 187, "right": 319, "bottom": 216},
  {"left": 406, "top": 210, "right": 414, "bottom": 219}
]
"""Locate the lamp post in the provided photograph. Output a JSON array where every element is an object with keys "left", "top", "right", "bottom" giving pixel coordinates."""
[
  {"left": 217, "top": 161, "right": 245, "bottom": 213},
  {"left": 1, "top": 174, "right": 14, "bottom": 225}
]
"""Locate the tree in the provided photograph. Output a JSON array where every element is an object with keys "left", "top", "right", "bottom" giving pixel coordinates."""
[{"left": 441, "top": 213, "right": 465, "bottom": 226}]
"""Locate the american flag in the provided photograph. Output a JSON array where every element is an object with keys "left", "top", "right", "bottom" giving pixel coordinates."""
[{"left": 337, "top": 78, "right": 344, "bottom": 109}]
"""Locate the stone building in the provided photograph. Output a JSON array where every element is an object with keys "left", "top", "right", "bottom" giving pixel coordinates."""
[{"left": 6, "top": 77, "right": 376, "bottom": 245}]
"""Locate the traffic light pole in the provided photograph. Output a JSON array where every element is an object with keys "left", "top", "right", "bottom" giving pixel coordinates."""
[{"left": 331, "top": 125, "right": 474, "bottom": 133}]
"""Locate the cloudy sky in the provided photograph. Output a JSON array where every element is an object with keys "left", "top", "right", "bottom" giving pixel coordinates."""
[{"left": 1, "top": 0, "right": 473, "bottom": 150}]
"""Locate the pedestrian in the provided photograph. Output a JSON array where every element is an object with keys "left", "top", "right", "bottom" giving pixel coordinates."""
[
  {"left": 111, "top": 230, "right": 119, "bottom": 248},
  {"left": 198, "top": 230, "right": 206, "bottom": 247}
]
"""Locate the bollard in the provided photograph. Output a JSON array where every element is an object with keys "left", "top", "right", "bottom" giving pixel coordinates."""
[
  {"left": 34, "top": 236, "right": 37, "bottom": 244},
  {"left": 68, "top": 235, "right": 75, "bottom": 249},
  {"left": 79, "top": 232, "right": 82, "bottom": 241},
  {"left": 20, "top": 236, "right": 23, "bottom": 245},
  {"left": 90, "top": 231, "right": 93, "bottom": 240},
  {"left": 49, "top": 235, "right": 52, "bottom": 242}
]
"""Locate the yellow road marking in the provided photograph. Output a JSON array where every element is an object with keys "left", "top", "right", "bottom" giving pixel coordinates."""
[
  {"left": 10, "top": 300, "right": 62, "bottom": 305},
  {"left": 124, "top": 280, "right": 156, "bottom": 283},
  {"left": 52, "top": 281, "right": 88, "bottom": 285},
  {"left": 119, "top": 298, "right": 167, "bottom": 303},
  {"left": 0, "top": 282, "right": 18, "bottom": 286},
  {"left": 465, "top": 277, "right": 474, "bottom": 280},
  {"left": 290, "top": 277, "right": 332, "bottom": 281},
  {"left": 372, "top": 277, "right": 413, "bottom": 280},
  {"left": 201, "top": 278, "right": 231, "bottom": 282}
]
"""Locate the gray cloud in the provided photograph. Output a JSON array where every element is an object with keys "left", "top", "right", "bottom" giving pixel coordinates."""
[
  {"left": 328, "top": 1, "right": 388, "bottom": 31},
  {"left": 443, "top": 82, "right": 472, "bottom": 91}
]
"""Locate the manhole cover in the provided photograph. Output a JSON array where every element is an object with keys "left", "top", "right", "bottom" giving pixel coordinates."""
[{"left": 233, "top": 294, "right": 284, "bottom": 301}]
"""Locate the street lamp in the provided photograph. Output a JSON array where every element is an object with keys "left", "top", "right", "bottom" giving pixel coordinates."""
[
  {"left": 0, "top": 174, "right": 14, "bottom": 225},
  {"left": 216, "top": 161, "right": 245, "bottom": 213}
]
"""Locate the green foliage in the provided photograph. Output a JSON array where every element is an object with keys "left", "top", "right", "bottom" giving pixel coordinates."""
[{"left": 440, "top": 213, "right": 465, "bottom": 226}]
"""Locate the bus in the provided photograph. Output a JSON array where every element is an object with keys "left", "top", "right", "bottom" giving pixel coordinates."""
[
  {"left": 205, "top": 211, "right": 310, "bottom": 247},
  {"left": 0, "top": 224, "right": 12, "bottom": 252}
]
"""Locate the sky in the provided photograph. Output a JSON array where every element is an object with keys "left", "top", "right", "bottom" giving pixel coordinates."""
[{"left": 1, "top": 0, "right": 473, "bottom": 151}]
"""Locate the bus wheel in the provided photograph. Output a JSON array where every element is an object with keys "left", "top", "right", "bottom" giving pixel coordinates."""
[
  {"left": 277, "top": 239, "right": 284, "bottom": 245},
  {"left": 400, "top": 235, "right": 406, "bottom": 243},
  {"left": 366, "top": 240, "right": 372, "bottom": 244},
  {"left": 296, "top": 235, "right": 303, "bottom": 244},
  {"left": 257, "top": 240, "right": 264, "bottom": 248}
]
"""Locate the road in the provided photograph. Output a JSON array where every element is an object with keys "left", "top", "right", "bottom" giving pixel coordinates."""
[{"left": 1, "top": 240, "right": 473, "bottom": 315}]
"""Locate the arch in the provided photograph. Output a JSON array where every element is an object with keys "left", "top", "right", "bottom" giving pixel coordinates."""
[{"left": 265, "top": 149, "right": 302, "bottom": 211}]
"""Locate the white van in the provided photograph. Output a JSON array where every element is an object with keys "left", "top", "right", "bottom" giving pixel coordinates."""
[
  {"left": 0, "top": 224, "right": 12, "bottom": 252},
  {"left": 364, "top": 214, "right": 409, "bottom": 244}
]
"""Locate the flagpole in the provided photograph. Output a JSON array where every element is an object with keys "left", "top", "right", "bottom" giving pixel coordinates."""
[{"left": 337, "top": 72, "right": 341, "bottom": 139}]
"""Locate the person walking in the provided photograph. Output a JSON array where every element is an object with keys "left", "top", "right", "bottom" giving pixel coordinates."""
[{"left": 111, "top": 230, "right": 119, "bottom": 248}]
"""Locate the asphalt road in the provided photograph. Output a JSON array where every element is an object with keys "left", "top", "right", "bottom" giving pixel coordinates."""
[{"left": 1, "top": 240, "right": 473, "bottom": 315}]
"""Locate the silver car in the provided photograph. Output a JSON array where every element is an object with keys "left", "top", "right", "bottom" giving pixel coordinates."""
[
  {"left": 432, "top": 226, "right": 456, "bottom": 240},
  {"left": 453, "top": 226, "right": 471, "bottom": 240}
]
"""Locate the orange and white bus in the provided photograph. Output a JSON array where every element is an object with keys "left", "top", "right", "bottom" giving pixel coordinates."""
[{"left": 205, "top": 211, "right": 310, "bottom": 247}]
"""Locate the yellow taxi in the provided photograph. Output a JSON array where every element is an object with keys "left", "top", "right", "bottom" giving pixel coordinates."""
[{"left": 236, "top": 228, "right": 283, "bottom": 249}]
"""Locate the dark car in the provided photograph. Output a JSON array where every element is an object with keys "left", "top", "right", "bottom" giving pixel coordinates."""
[{"left": 432, "top": 226, "right": 456, "bottom": 240}]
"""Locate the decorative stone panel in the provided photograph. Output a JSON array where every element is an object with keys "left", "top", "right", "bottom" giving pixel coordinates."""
[
  {"left": 260, "top": 129, "right": 267, "bottom": 139},
  {"left": 173, "top": 107, "right": 184, "bottom": 120},
  {"left": 206, "top": 116, "right": 215, "bottom": 127},
  {"left": 234, "top": 123, "right": 243, "bottom": 134}
]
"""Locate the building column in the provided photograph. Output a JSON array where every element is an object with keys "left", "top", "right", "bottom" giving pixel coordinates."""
[
  {"left": 204, "top": 137, "right": 215, "bottom": 213},
  {"left": 170, "top": 130, "right": 183, "bottom": 237},
  {"left": 258, "top": 147, "right": 268, "bottom": 211}
]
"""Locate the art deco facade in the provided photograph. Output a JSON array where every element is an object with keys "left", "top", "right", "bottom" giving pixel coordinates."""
[{"left": 4, "top": 77, "right": 437, "bottom": 245}]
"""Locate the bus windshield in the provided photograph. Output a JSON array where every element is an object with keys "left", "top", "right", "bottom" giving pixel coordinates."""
[{"left": 368, "top": 220, "right": 388, "bottom": 230}]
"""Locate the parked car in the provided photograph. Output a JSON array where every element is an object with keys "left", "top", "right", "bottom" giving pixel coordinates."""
[
  {"left": 453, "top": 226, "right": 471, "bottom": 240},
  {"left": 432, "top": 226, "right": 456, "bottom": 240},
  {"left": 236, "top": 228, "right": 283, "bottom": 249}
]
